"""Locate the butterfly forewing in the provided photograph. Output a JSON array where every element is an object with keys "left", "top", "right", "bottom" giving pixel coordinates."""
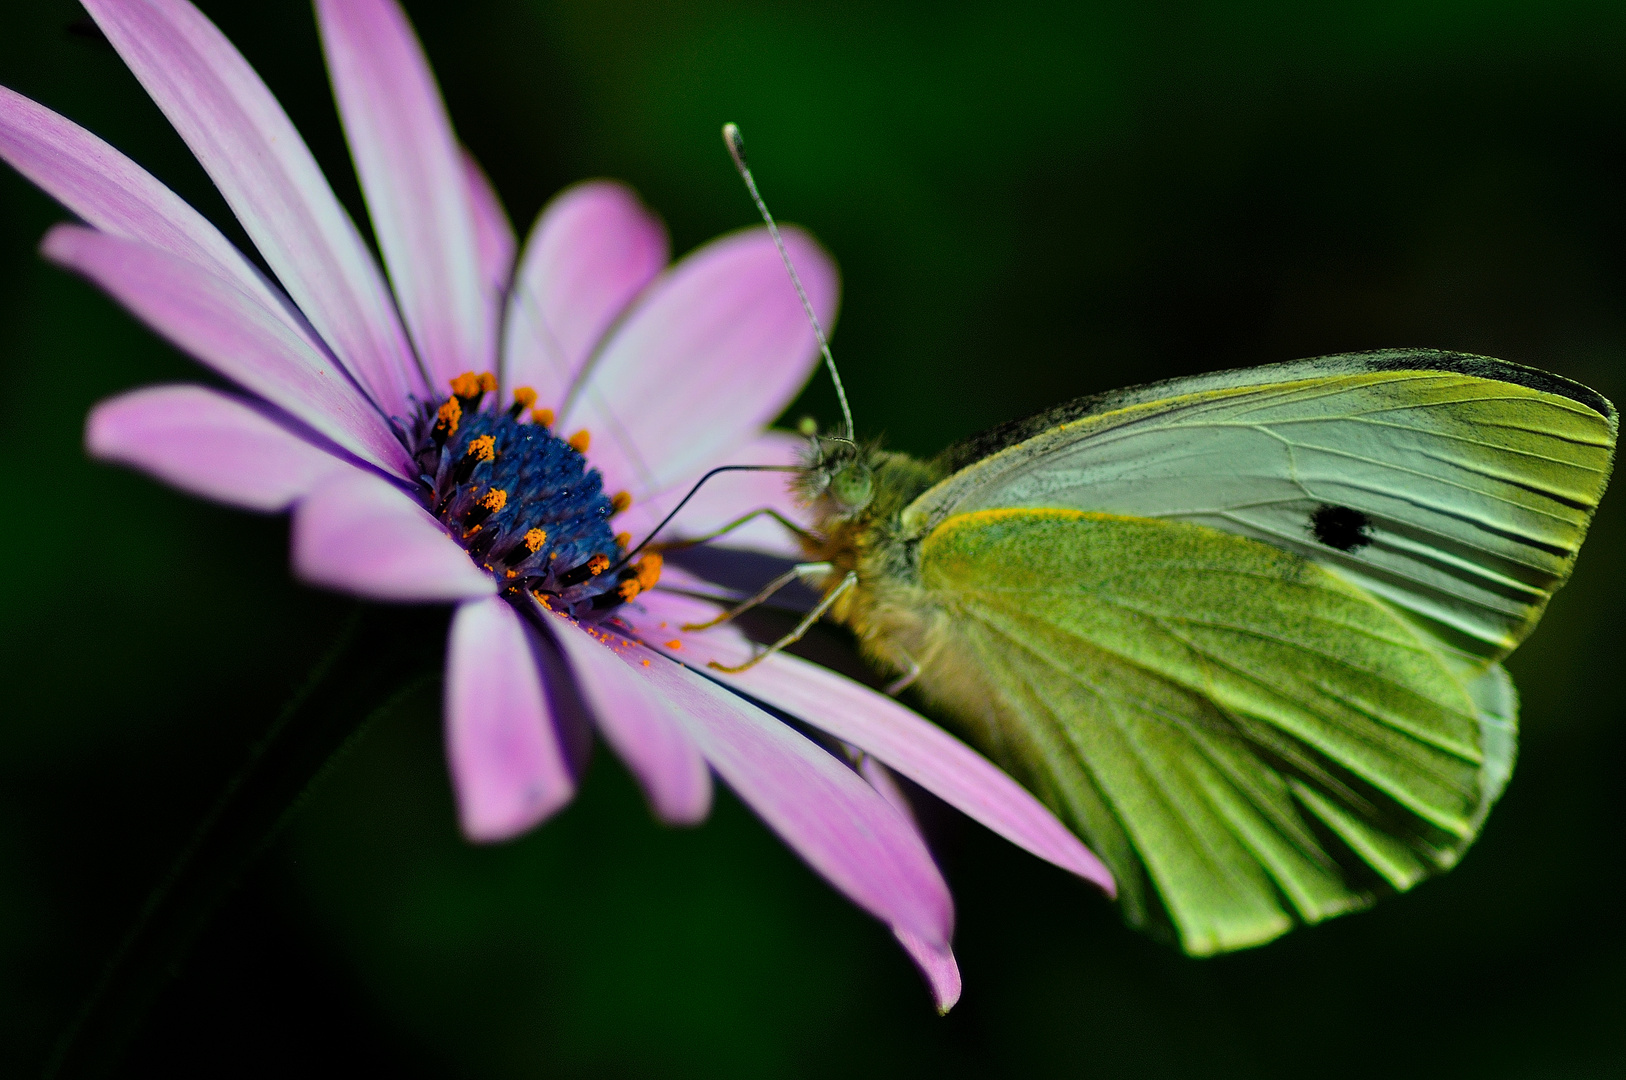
[
  {"left": 914, "top": 508, "right": 1520, "bottom": 953},
  {"left": 904, "top": 351, "right": 1618, "bottom": 668}
]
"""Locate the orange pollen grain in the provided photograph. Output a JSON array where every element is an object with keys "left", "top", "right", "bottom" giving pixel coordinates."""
[
  {"left": 587, "top": 554, "right": 610, "bottom": 576},
  {"left": 523, "top": 527, "right": 548, "bottom": 553},
  {"left": 512, "top": 386, "right": 537, "bottom": 410},
  {"left": 610, "top": 491, "right": 632, "bottom": 514},
  {"left": 477, "top": 371, "right": 498, "bottom": 393},
  {"left": 479, "top": 488, "right": 508, "bottom": 512},
  {"left": 449, "top": 371, "right": 482, "bottom": 398},
  {"left": 641, "top": 659, "right": 651, "bottom": 667},
  {"left": 531, "top": 407, "right": 555, "bottom": 428},
  {"left": 568, "top": 429, "right": 591, "bottom": 453},
  {"left": 466, "top": 434, "right": 496, "bottom": 462},
  {"left": 614, "top": 532, "right": 631, "bottom": 550},
  {"left": 664, "top": 639, "right": 682, "bottom": 650},
  {"left": 618, "top": 579, "right": 643, "bottom": 601},
  {"left": 435, "top": 397, "right": 462, "bottom": 435}
]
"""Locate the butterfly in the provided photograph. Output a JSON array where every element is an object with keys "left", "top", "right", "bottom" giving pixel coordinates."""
[
  {"left": 773, "top": 351, "right": 1616, "bottom": 954},
  {"left": 693, "top": 127, "right": 1619, "bottom": 955}
]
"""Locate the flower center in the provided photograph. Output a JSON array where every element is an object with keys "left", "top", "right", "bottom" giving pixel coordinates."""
[{"left": 407, "top": 374, "right": 661, "bottom": 618}]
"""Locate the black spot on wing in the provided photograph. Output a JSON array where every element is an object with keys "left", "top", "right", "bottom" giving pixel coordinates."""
[{"left": 1309, "top": 505, "right": 1373, "bottom": 552}]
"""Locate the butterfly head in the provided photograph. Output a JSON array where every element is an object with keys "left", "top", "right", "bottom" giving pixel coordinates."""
[
  {"left": 796, "top": 420, "right": 875, "bottom": 518},
  {"left": 828, "top": 458, "right": 874, "bottom": 512}
]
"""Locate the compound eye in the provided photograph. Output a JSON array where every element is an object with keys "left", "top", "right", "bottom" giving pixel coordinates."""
[{"left": 828, "top": 462, "right": 873, "bottom": 512}]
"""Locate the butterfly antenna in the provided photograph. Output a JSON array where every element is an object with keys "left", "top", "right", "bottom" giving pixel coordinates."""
[{"left": 722, "top": 123, "right": 854, "bottom": 443}]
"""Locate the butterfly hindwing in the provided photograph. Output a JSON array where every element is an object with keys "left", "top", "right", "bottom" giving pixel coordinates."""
[
  {"left": 914, "top": 507, "right": 1516, "bottom": 953},
  {"left": 904, "top": 351, "right": 1617, "bottom": 669}
]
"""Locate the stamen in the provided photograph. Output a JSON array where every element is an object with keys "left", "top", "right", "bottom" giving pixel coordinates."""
[
  {"left": 433, "top": 396, "right": 462, "bottom": 445},
  {"left": 453, "top": 433, "right": 498, "bottom": 483},
  {"left": 603, "top": 551, "right": 665, "bottom": 607},
  {"left": 448, "top": 372, "right": 497, "bottom": 419},
  {"left": 501, "top": 525, "right": 549, "bottom": 567},
  {"left": 532, "top": 407, "right": 555, "bottom": 428},
  {"left": 463, "top": 486, "right": 509, "bottom": 529},
  {"left": 568, "top": 429, "right": 591, "bottom": 453},
  {"left": 634, "top": 552, "right": 663, "bottom": 590},
  {"left": 614, "top": 531, "right": 631, "bottom": 550},
  {"left": 610, "top": 491, "right": 632, "bottom": 515},
  {"left": 557, "top": 552, "right": 611, "bottom": 587},
  {"left": 509, "top": 386, "right": 537, "bottom": 419}
]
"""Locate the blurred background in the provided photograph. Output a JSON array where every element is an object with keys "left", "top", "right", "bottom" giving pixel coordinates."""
[{"left": 3, "top": 1, "right": 1624, "bottom": 1075}]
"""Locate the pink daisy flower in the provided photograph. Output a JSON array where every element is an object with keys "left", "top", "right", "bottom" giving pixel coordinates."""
[{"left": 0, "top": 0, "right": 1112, "bottom": 1010}]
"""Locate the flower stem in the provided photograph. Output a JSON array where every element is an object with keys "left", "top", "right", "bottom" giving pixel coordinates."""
[{"left": 42, "top": 603, "right": 447, "bottom": 1080}]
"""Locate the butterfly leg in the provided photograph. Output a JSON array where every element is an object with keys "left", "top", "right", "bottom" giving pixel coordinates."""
[
  {"left": 708, "top": 571, "right": 858, "bottom": 675},
  {"left": 654, "top": 507, "right": 814, "bottom": 551},
  {"left": 681, "top": 561, "right": 833, "bottom": 631},
  {"left": 884, "top": 656, "right": 921, "bottom": 696}
]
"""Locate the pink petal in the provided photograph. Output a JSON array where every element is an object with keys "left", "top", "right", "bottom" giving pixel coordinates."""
[
  {"left": 0, "top": 85, "right": 310, "bottom": 343},
  {"left": 446, "top": 596, "right": 576, "bottom": 841},
  {"left": 618, "top": 429, "right": 812, "bottom": 558},
  {"left": 627, "top": 591, "right": 1116, "bottom": 894},
  {"left": 739, "top": 656, "right": 1115, "bottom": 895},
  {"left": 85, "top": 384, "right": 345, "bottom": 512},
  {"left": 316, "top": 0, "right": 493, "bottom": 385},
  {"left": 562, "top": 226, "right": 838, "bottom": 503},
  {"left": 501, "top": 181, "right": 668, "bottom": 410},
  {"left": 860, "top": 756, "right": 919, "bottom": 827},
  {"left": 42, "top": 225, "right": 412, "bottom": 479},
  {"left": 545, "top": 615, "right": 711, "bottom": 825},
  {"left": 893, "top": 929, "right": 962, "bottom": 1014},
  {"left": 646, "top": 653, "right": 954, "bottom": 946},
  {"left": 83, "top": 0, "right": 423, "bottom": 415},
  {"left": 291, "top": 466, "right": 494, "bottom": 601},
  {"left": 461, "top": 148, "right": 516, "bottom": 312}
]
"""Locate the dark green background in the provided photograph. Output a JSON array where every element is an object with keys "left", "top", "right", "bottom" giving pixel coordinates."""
[{"left": 3, "top": 1, "right": 1623, "bottom": 1075}]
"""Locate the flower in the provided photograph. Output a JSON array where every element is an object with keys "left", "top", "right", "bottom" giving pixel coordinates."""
[{"left": 0, "top": 0, "right": 1112, "bottom": 1011}]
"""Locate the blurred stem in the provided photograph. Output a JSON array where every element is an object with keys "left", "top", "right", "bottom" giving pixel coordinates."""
[{"left": 42, "top": 603, "right": 446, "bottom": 1080}]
